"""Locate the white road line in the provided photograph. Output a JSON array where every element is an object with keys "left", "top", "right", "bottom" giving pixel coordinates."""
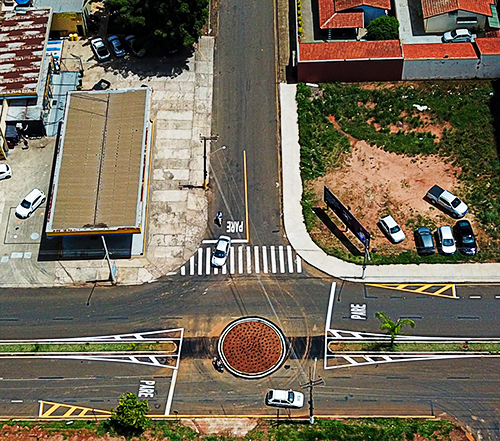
[
  {"left": 324, "top": 282, "right": 336, "bottom": 370},
  {"left": 286, "top": 245, "right": 294, "bottom": 273},
  {"left": 230, "top": 247, "right": 235, "bottom": 274},
  {"left": 11, "top": 400, "right": 23, "bottom": 403},
  {"left": 254, "top": 246, "right": 260, "bottom": 273},
  {"left": 164, "top": 367, "right": 179, "bottom": 416},
  {"left": 214, "top": 266, "right": 218, "bottom": 275},
  {"left": 202, "top": 239, "right": 249, "bottom": 244},
  {"left": 270, "top": 246, "right": 277, "bottom": 273},
  {"left": 180, "top": 266, "right": 186, "bottom": 276},
  {"left": 470, "top": 295, "right": 481, "bottom": 299},
  {"left": 205, "top": 248, "right": 211, "bottom": 275},
  {"left": 222, "top": 261, "right": 227, "bottom": 274},
  {"left": 189, "top": 255, "right": 195, "bottom": 276},
  {"left": 262, "top": 246, "right": 268, "bottom": 273},
  {"left": 246, "top": 246, "right": 252, "bottom": 273},
  {"left": 296, "top": 255, "right": 302, "bottom": 273},
  {"left": 278, "top": 245, "right": 285, "bottom": 273},
  {"left": 238, "top": 246, "right": 243, "bottom": 274},
  {"left": 197, "top": 248, "right": 203, "bottom": 275},
  {"left": 496, "top": 295, "right": 500, "bottom": 299}
]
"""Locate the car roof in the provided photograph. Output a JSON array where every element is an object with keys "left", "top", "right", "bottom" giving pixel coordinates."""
[
  {"left": 271, "top": 389, "right": 290, "bottom": 400},
  {"left": 25, "top": 188, "right": 43, "bottom": 202},
  {"left": 0, "top": 163, "right": 9, "bottom": 172},
  {"left": 381, "top": 215, "right": 397, "bottom": 227},
  {"left": 456, "top": 29, "right": 470, "bottom": 35},
  {"left": 439, "top": 225, "right": 453, "bottom": 236},
  {"left": 417, "top": 226, "right": 431, "bottom": 234}
]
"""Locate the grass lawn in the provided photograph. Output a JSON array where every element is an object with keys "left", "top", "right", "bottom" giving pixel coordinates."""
[{"left": 297, "top": 81, "right": 500, "bottom": 264}]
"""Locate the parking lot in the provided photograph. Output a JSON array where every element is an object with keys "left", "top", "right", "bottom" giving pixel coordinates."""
[{"left": 0, "top": 36, "right": 214, "bottom": 287}]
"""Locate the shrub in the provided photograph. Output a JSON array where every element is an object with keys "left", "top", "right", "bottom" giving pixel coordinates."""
[{"left": 366, "top": 16, "right": 399, "bottom": 40}]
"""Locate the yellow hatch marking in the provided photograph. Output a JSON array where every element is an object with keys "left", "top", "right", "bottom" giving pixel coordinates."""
[{"left": 367, "top": 283, "right": 457, "bottom": 298}]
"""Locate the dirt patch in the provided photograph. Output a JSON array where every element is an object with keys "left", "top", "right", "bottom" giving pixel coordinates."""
[{"left": 309, "top": 140, "right": 483, "bottom": 253}]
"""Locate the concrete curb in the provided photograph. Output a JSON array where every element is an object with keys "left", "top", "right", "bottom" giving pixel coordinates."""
[{"left": 279, "top": 83, "right": 500, "bottom": 283}]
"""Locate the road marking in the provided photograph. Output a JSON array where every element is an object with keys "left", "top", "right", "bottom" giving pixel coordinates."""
[
  {"left": 202, "top": 238, "right": 249, "bottom": 244},
  {"left": 230, "top": 246, "right": 235, "bottom": 274},
  {"left": 244, "top": 150, "right": 249, "bottom": 242},
  {"left": 180, "top": 266, "right": 186, "bottom": 276},
  {"left": 197, "top": 248, "right": 203, "bottom": 275},
  {"left": 287, "top": 245, "right": 293, "bottom": 273},
  {"left": 164, "top": 367, "right": 178, "bottom": 416},
  {"left": 469, "top": 295, "right": 481, "bottom": 299},
  {"left": 270, "top": 246, "right": 277, "bottom": 273},
  {"left": 222, "top": 261, "right": 227, "bottom": 275},
  {"left": 254, "top": 246, "right": 260, "bottom": 273},
  {"left": 238, "top": 246, "right": 243, "bottom": 274},
  {"left": 39, "top": 401, "right": 111, "bottom": 419},
  {"left": 246, "top": 246, "right": 251, "bottom": 273},
  {"left": 11, "top": 400, "right": 23, "bottom": 403},
  {"left": 296, "top": 254, "right": 302, "bottom": 273},
  {"left": 367, "top": 283, "right": 457, "bottom": 298},
  {"left": 262, "top": 246, "right": 268, "bottom": 273},
  {"left": 278, "top": 245, "right": 285, "bottom": 273},
  {"left": 205, "top": 248, "right": 211, "bottom": 275},
  {"left": 189, "top": 255, "right": 195, "bottom": 276},
  {"left": 324, "top": 282, "right": 336, "bottom": 370}
]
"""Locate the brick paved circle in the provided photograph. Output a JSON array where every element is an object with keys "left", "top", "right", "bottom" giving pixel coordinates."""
[{"left": 218, "top": 317, "right": 287, "bottom": 379}]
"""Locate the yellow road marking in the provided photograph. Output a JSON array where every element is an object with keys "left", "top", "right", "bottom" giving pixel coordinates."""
[
  {"left": 243, "top": 150, "right": 250, "bottom": 242},
  {"left": 367, "top": 283, "right": 457, "bottom": 298},
  {"left": 39, "top": 401, "right": 111, "bottom": 419}
]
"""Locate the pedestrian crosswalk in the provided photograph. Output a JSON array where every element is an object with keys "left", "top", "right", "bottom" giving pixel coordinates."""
[{"left": 179, "top": 245, "right": 303, "bottom": 276}]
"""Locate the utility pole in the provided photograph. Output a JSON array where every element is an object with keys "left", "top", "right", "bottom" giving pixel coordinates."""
[
  {"left": 301, "top": 357, "right": 325, "bottom": 424},
  {"left": 200, "top": 134, "right": 219, "bottom": 189}
]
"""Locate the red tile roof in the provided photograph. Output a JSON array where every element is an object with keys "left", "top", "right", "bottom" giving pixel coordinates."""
[
  {"left": 421, "top": 0, "right": 494, "bottom": 19},
  {"left": 299, "top": 41, "right": 402, "bottom": 61},
  {"left": 323, "top": 11, "right": 364, "bottom": 28},
  {"left": 475, "top": 37, "right": 500, "bottom": 54},
  {"left": 335, "top": 0, "right": 390, "bottom": 11},
  {"left": 402, "top": 43, "right": 477, "bottom": 59}
]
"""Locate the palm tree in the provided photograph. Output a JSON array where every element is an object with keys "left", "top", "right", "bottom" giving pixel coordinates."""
[{"left": 375, "top": 311, "right": 415, "bottom": 346}]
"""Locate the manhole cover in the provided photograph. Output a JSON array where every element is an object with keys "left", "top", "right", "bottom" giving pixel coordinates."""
[
  {"left": 218, "top": 317, "right": 287, "bottom": 379},
  {"left": 30, "top": 232, "right": 40, "bottom": 240}
]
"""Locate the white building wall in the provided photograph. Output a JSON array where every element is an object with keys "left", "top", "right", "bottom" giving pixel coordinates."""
[
  {"left": 476, "top": 54, "right": 500, "bottom": 78},
  {"left": 402, "top": 58, "right": 478, "bottom": 79},
  {"left": 424, "top": 11, "right": 487, "bottom": 33}
]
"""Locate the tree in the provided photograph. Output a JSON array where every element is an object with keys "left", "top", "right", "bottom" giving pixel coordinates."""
[
  {"left": 366, "top": 16, "right": 399, "bottom": 41},
  {"left": 375, "top": 311, "right": 415, "bottom": 346},
  {"left": 110, "top": 393, "right": 150, "bottom": 433},
  {"left": 106, "top": 0, "right": 209, "bottom": 53}
]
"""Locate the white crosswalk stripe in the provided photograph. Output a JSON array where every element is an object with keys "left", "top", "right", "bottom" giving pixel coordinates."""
[{"left": 179, "top": 245, "right": 303, "bottom": 277}]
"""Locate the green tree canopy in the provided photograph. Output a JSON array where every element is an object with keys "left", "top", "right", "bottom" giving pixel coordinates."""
[
  {"left": 366, "top": 16, "right": 399, "bottom": 41},
  {"left": 106, "top": 0, "right": 209, "bottom": 53},
  {"left": 375, "top": 311, "right": 415, "bottom": 346},
  {"left": 110, "top": 392, "right": 150, "bottom": 433}
]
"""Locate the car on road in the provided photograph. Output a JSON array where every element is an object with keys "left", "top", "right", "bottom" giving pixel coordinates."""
[
  {"left": 124, "top": 35, "right": 145, "bottom": 57},
  {"left": 379, "top": 215, "right": 405, "bottom": 243},
  {"left": 108, "top": 35, "right": 126, "bottom": 57},
  {"left": 15, "top": 188, "right": 46, "bottom": 219},
  {"left": 414, "top": 226, "right": 435, "bottom": 255},
  {"left": 211, "top": 235, "right": 231, "bottom": 267},
  {"left": 453, "top": 220, "right": 477, "bottom": 255},
  {"left": 90, "top": 37, "right": 111, "bottom": 62},
  {"left": 0, "top": 163, "right": 12, "bottom": 180},
  {"left": 442, "top": 28, "right": 472, "bottom": 43},
  {"left": 437, "top": 225, "right": 456, "bottom": 255},
  {"left": 265, "top": 389, "right": 304, "bottom": 408},
  {"left": 92, "top": 79, "right": 111, "bottom": 90}
]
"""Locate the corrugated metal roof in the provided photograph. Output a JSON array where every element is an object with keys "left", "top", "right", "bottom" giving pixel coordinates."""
[
  {"left": 402, "top": 43, "right": 477, "bottom": 59},
  {"left": 299, "top": 41, "right": 402, "bottom": 61},
  {"left": 33, "top": 0, "right": 84, "bottom": 13},
  {"left": 47, "top": 89, "right": 151, "bottom": 235},
  {"left": 0, "top": 9, "right": 51, "bottom": 98}
]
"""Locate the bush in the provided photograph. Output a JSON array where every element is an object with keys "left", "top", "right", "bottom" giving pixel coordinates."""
[
  {"left": 366, "top": 16, "right": 399, "bottom": 40},
  {"left": 110, "top": 393, "right": 150, "bottom": 434}
]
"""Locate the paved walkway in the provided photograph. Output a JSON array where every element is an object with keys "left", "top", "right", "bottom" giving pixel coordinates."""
[{"left": 280, "top": 83, "right": 500, "bottom": 283}]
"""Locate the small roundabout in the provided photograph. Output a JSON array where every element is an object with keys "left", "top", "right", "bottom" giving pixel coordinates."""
[{"left": 217, "top": 316, "right": 288, "bottom": 379}]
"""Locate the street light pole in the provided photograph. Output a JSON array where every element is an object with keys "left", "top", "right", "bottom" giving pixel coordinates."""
[
  {"left": 301, "top": 357, "right": 325, "bottom": 424},
  {"left": 200, "top": 134, "right": 219, "bottom": 189}
]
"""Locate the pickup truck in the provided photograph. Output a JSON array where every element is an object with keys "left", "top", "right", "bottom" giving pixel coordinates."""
[{"left": 426, "top": 185, "right": 468, "bottom": 218}]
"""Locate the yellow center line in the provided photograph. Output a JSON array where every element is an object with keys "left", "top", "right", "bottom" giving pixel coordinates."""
[{"left": 244, "top": 150, "right": 250, "bottom": 243}]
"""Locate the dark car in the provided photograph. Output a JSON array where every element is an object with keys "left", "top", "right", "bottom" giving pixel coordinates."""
[
  {"left": 92, "top": 79, "right": 111, "bottom": 90},
  {"left": 414, "top": 226, "right": 435, "bottom": 255},
  {"left": 453, "top": 220, "right": 477, "bottom": 255}
]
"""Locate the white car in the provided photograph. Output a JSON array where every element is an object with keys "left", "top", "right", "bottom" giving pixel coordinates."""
[
  {"left": 15, "top": 188, "right": 46, "bottom": 219},
  {"left": 108, "top": 35, "right": 126, "bottom": 57},
  {"left": 90, "top": 37, "right": 111, "bottom": 62},
  {"left": 211, "top": 235, "right": 231, "bottom": 267},
  {"left": 442, "top": 29, "right": 472, "bottom": 43},
  {"left": 0, "top": 163, "right": 12, "bottom": 180},
  {"left": 379, "top": 215, "right": 405, "bottom": 244},
  {"left": 265, "top": 389, "right": 304, "bottom": 408},
  {"left": 437, "top": 225, "right": 456, "bottom": 255}
]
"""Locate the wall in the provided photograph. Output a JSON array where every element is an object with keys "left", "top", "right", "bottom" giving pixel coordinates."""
[
  {"left": 476, "top": 53, "right": 500, "bottom": 78},
  {"left": 403, "top": 58, "right": 479, "bottom": 79},
  {"left": 297, "top": 58, "right": 404, "bottom": 82},
  {"left": 424, "top": 11, "right": 487, "bottom": 33}
]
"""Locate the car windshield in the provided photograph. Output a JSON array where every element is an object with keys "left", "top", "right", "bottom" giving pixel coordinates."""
[
  {"left": 443, "top": 238, "right": 454, "bottom": 246},
  {"left": 214, "top": 249, "right": 226, "bottom": 258},
  {"left": 422, "top": 235, "right": 433, "bottom": 246},
  {"left": 115, "top": 42, "right": 124, "bottom": 51},
  {"left": 451, "top": 198, "right": 462, "bottom": 208},
  {"left": 462, "top": 235, "right": 474, "bottom": 244},
  {"left": 287, "top": 391, "right": 294, "bottom": 403},
  {"left": 390, "top": 226, "right": 401, "bottom": 234},
  {"left": 97, "top": 46, "right": 108, "bottom": 56},
  {"left": 451, "top": 30, "right": 458, "bottom": 37},
  {"left": 20, "top": 200, "right": 31, "bottom": 209}
]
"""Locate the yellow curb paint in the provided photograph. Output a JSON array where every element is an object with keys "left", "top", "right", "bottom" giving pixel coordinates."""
[{"left": 367, "top": 283, "right": 457, "bottom": 299}]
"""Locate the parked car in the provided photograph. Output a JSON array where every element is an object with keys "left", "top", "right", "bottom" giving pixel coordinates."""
[
  {"left": 453, "top": 220, "right": 477, "bottom": 255},
  {"left": 442, "top": 29, "right": 472, "bottom": 43},
  {"left": 15, "top": 188, "right": 46, "bottom": 219},
  {"left": 414, "top": 226, "right": 435, "bottom": 255},
  {"left": 92, "top": 79, "right": 111, "bottom": 90},
  {"left": 124, "top": 35, "right": 145, "bottom": 57},
  {"left": 379, "top": 215, "right": 405, "bottom": 244},
  {"left": 90, "top": 37, "right": 111, "bottom": 62},
  {"left": 108, "top": 35, "right": 126, "bottom": 57},
  {"left": 0, "top": 163, "right": 12, "bottom": 180},
  {"left": 437, "top": 225, "right": 456, "bottom": 255},
  {"left": 426, "top": 185, "right": 468, "bottom": 218},
  {"left": 265, "top": 389, "right": 304, "bottom": 409},
  {"left": 211, "top": 235, "right": 231, "bottom": 267}
]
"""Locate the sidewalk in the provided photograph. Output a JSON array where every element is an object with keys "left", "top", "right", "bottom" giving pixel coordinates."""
[{"left": 280, "top": 83, "right": 500, "bottom": 283}]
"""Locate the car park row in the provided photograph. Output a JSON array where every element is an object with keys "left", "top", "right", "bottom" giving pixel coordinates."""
[{"left": 90, "top": 34, "right": 142, "bottom": 62}]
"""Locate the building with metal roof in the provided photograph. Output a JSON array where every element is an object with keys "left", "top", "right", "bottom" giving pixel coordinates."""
[{"left": 46, "top": 88, "right": 152, "bottom": 239}]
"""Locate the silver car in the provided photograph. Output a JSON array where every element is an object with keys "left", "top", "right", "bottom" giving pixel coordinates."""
[
  {"left": 90, "top": 37, "right": 111, "bottom": 62},
  {"left": 211, "top": 235, "right": 231, "bottom": 267},
  {"left": 265, "top": 389, "right": 304, "bottom": 408},
  {"left": 15, "top": 188, "right": 46, "bottom": 219}
]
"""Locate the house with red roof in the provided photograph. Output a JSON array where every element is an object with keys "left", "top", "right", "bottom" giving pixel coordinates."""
[
  {"left": 421, "top": 0, "right": 498, "bottom": 33},
  {"left": 318, "top": 0, "right": 391, "bottom": 39}
]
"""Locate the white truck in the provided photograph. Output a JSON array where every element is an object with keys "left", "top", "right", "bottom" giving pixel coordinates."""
[{"left": 426, "top": 185, "right": 468, "bottom": 218}]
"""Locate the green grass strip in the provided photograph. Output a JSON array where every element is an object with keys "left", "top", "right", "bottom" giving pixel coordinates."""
[
  {"left": 0, "top": 341, "right": 176, "bottom": 353},
  {"left": 329, "top": 341, "right": 500, "bottom": 353}
]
